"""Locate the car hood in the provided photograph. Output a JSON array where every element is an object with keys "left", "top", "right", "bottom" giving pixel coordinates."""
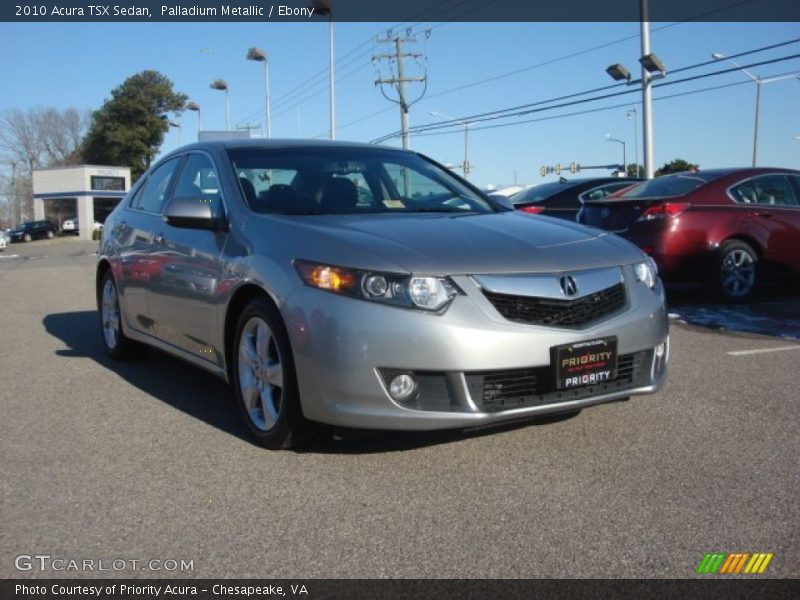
[
  {"left": 272, "top": 212, "right": 644, "bottom": 275},
  {"left": 8, "top": 228, "right": 24, "bottom": 235}
]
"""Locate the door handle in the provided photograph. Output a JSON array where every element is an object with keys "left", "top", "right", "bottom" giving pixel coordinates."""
[{"left": 753, "top": 212, "right": 773, "bottom": 218}]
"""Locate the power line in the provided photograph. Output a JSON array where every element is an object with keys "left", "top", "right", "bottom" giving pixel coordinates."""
[
  {"left": 413, "top": 0, "right": 761, "bottom": 104},
  {"left": 403, "top": 73, "right": 796, "bottom": 139},
  {"left": 370, "top": 49, "right": 800, "bottom": 142},
  {"left": 412, "top": 38, "right": 800, "bottom": 133}
]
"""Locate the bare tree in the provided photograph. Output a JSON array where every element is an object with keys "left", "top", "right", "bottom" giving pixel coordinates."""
[{"left": 0, "top": 107, "right": 89, "bottom": 224}]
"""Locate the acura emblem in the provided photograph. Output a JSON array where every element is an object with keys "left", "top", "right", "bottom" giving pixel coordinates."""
[{"left": 560, "top": 275, "right": 578, "bottom": 297}]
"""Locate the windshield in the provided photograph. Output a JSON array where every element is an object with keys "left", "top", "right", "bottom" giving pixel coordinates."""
[
  {"left": 511, "top": 181, "right": 583, "bottom": 205},
  {"left": 620, "top": 173, "right": 711, "bottom": 198},
  {"left": 227, "top": 147, "right": 495, "bottom": 215}
]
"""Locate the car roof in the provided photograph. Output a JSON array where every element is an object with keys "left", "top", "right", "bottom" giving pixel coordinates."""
[{"left": 167, "top": 138, "right": 400, "bottom": 154}]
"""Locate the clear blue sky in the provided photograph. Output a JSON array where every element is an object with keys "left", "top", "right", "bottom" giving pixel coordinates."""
[{"left": 1, "top": 21, "right": 798, "bottom": 186}]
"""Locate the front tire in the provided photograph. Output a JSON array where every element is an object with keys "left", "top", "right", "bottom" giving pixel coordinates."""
[
  {"left": 98, "top": 270, "right": 144, "bottom": 360},
  {"left": 23, "top": 233, "right": 32, "bottom": 242},
  {"left": 232, "top": 297, "right": 313, "bottom": 449},
  {"left": 713, "top": 240, "right": 759, "bottom": 302}
]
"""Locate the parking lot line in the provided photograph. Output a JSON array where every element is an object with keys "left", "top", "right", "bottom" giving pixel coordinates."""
[{"left": 727, "top": 346, "right": 800, "bottom": 356}]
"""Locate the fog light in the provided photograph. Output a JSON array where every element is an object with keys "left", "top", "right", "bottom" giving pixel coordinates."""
[
  {"left": 652, "top": 337, "right": 669, "bottom": 379},
  {"left": 389, "top": 373, "right": 417, "bottom": 401}
]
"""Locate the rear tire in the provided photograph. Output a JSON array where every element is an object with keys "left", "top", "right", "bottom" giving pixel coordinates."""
[
  {"left": 712, "top": 240, "right": 759, "bottom": 302},
  {"left": 46, "top": 231, "right": 54, "bottom": 239},
  {"left": 98, "top": 270, "right": 145, "bottom": 360},
  {"left": 232, "top": 297, "right": 316, "bottom": 449}
]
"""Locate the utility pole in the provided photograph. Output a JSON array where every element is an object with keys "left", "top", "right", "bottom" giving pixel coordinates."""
[
  {"left": 374, "top": 30, "right": 428, "bottom": 150},
  {"left": 640, "top": 0, "right": 655, "bottom": 179}
]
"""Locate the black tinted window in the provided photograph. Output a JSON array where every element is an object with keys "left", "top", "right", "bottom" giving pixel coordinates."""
[
  {"left": 621, "top": 174, "right": 714, "bottom": 198},
  {"left": 512, "top": 181, "right": 582, "bottom": 205},
  {"left": 131, "top": 157, "right": 181, "bottom": 214}
]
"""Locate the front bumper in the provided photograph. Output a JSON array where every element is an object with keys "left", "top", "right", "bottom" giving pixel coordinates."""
[{"left": 282, "top": 266, "right": 669, "bottom": 431}]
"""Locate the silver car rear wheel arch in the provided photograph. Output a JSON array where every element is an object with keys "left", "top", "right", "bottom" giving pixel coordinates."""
[{"left": 238, "top": 316, "right": 284, "bottom": 431}]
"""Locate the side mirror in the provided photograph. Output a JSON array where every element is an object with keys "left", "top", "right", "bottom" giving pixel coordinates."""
[
  {"left": 489, "top": 194, "right": 514, "bottom": 212},
  {"left": 163, "top": 197, "right": 228, "bottom": 232}
]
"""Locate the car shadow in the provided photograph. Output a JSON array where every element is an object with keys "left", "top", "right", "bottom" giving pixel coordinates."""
[
  {"left": 42, "top": 310, "right": 581, "bottom": 454},
  {"left": 43, "top": 310, "right": 252, "bottom": 444},
  {"left": 665, "top": 283, "right": 800, "bottom": 339}
]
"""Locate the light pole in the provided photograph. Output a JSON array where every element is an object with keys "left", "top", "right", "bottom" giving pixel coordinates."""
[
  {"left": 429, "top": 111, "right": 471, "bottom": 179},
  {"left": 186, "top": 101, "right": 201, "bottom": 134},
  {"left": 627, "top": 107, "right": 639, "bottom": 177},
  {"left": 311, "top": 1, "right": 335, "bottom": 139},
  {"left": 712, "top": 52, "right": 799, "bottom": 167},
  {"left": 605, "top": 134, "right": 627, "bottom": 175},
  {"left": 604, "top": 13, "right": 666, "bottom": 179},
  {"left": 246, "top": 47, "right": 271, "bottom": 138},
  {"left": 168, "top": 120, "right": 181, "bottom": 145},
  {"left": 210, "top": 79, "right": 230, "bottom": 131}
]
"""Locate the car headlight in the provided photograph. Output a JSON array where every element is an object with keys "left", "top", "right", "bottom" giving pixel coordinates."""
[
  {"left": 294, "top": 260, "right": 459, "bottom": 312},
  {"left": 634, "top": 257, "right": 658, "bottom": 289}
]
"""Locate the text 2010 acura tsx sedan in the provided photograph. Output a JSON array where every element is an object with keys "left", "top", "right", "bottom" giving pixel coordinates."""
[{"left": 97, "top": 140, "right": 668, "bottom": 449}]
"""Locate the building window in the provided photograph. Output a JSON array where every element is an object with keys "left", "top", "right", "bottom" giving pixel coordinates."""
[{"left": 91, "top": 176, "right": 126, "bottom": 191}]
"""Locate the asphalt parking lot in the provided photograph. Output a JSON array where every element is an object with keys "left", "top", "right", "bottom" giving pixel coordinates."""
[{"left": 1, "top": 238, "right": 798, "bottom": 579}]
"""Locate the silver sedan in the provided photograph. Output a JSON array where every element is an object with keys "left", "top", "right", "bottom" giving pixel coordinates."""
[{"left": 97, "top": 140, "right": 668, "bottom": 449}]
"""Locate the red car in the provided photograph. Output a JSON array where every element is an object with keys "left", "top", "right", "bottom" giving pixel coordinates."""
[{"left": 578, "top": 168, "right": 800, "bottom": 301}]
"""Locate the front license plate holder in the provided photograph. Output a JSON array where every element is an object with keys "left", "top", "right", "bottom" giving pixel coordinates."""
[{"left": 553, "top": 337, "right": 618, "bottom": 390}]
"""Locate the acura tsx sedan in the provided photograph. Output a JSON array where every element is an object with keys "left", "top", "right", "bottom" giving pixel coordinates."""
[{"left": 97, "top": 140, "right": 669, "bottom": 449}]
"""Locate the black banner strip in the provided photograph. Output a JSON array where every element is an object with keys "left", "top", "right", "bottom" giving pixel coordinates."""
[
  {"left": 2, "top": 579, "right": 800, "bottom": 600},
  {"left": 2, "top": 0, "right": 800, "bottom": 23}
]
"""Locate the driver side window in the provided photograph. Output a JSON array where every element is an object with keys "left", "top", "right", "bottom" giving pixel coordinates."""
[{"left": 171, "top": 154, "right": 225, "bottom": 219}]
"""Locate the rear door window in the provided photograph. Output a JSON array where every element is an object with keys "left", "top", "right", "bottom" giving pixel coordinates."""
[{"left": 732, "top": 175, "right": 797, "bottom": 206}]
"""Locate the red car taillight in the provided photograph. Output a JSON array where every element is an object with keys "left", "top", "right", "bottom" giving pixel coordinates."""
[
  {"left": 519, "top": 205, "right": 545, "bottom": 214},
  {"left": 637, "top": 202, "right": 689, "bottom": 221}
]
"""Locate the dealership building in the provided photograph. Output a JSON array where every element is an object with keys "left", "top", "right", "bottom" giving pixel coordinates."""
[{"left": 32, "top": 165, "right": 131, "bottom": 240}]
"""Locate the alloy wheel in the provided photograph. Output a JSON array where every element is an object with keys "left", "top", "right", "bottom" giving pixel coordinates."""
[
  {"left": 101, "top": 279, "right": 120, "bottom": 349},
  {"left": 238, "top": 317, "right": 284, "bottom": 431},
  {"left": 721, "top": 248, "right": 756, "bottom": 298}
]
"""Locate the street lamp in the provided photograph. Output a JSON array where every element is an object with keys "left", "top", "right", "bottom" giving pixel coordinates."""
[
  {"left": 246, "top": 47, "right": 271, "bottom": 139},
  {"left": 429, "top": 111, "right": 472, "bottom": 179},
  {"left": 627, "top": 107, "right": 639, "bottom": 177},
  {"left": 168, "top": 120, "right": 181, "bottom": 145},
  {"left": 605, "top": 134, "right": 626, "bottom": 175},
  {"left": 210, "top": 79, "right": 230, "bottom": 131},
  {"left": 712, "top": 52, "right": 800, "bottom": 167},
  {"left": 604, "top": 46, "right": 665, "bottom": 180},
  {"left": 186, "top": 102, "right": 201, "bottom": 134},
  {"left": 311, "top": 0, "right": 335, "bottom": 139}
]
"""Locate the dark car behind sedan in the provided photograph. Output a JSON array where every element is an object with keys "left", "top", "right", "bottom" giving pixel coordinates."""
[
  {"left": 511, "top": 177, "right": 641, "bottom": 220},
  {"left": 8, "top": 220, "right": 56, "bottom": 242},
  {"left": 578, "top": 168, "right": 800, "bottom": 301}
]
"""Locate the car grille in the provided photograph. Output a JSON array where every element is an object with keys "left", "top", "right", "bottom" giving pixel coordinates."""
[
  {"left": 482, "top": 283, "right": 626, "bottom": 327},
  {"left": 465, "top": 350, "right": 652, "bottom": 413}
]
